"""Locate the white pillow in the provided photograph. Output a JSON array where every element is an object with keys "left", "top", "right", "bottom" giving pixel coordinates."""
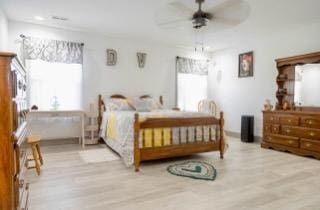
[
  {"left": 141, "top": 97, "right": 163, "bottom": 110},
  {"left": 128, "top": 98, "right": 151, "bottom": 112},
  {"left": 129, "top": 97, "right": 162, "bottom": 111},
  {"left": 105, "top": 98, "right": 134, "bottom": 111}
]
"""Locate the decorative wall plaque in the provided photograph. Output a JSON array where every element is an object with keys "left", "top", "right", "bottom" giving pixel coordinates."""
[
  {"left": 106, "top": 49, "right": 117, "bottom": 66},
  {"left": 137, "top": 52, "right": 147, "bottom": 68}
]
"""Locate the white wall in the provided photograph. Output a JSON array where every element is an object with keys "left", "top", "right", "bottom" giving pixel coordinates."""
[
  {"left": 0, "top": 8, "right": 8, "bottom": 50},
  {"left": 8, "top": 21, "right": 210, "bottom": 110},
  {"left": 209, "top": 22, "right": 320, "bottom": 137}
]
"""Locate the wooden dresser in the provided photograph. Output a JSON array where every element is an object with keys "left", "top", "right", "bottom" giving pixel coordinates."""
[
  {"left": 262, "top": 52, "right": 320, "bottom": 159},
  {"left": 0, "top": 52, "right": 29, "bottom": 210},
  {"left": 262, "top": 111, "right": 320, "bottom": 159}
]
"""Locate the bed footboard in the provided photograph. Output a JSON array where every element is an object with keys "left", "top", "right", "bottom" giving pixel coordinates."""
[{"left": 133, "top": 112, "right": 224, "bottom": 171}]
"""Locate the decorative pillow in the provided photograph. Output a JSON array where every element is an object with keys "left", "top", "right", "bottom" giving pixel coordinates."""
[
  {"left": 128, "top": 98, "right": 151, "bottom": 112},
  {"left": 105, "top": 98, "right": 134, "bottom": 111},
  {"left": 141, "top": 97, "right": 163, "bottom": 110},
  {"left": 129, "top": 97, "right": 163, "bottom": 111}
]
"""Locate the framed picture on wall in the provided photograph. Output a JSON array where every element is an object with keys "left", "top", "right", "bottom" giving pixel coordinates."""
[{"left": 238, "top": 51, "right": 254, "bottom": 78}]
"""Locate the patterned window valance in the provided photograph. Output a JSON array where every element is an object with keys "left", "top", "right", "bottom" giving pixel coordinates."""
[
  {"left": 23, "top": 36, "right": 84, "bottom": 64},
  {"left": 176, "top": 56, "right": 209, "bottom": 75}
]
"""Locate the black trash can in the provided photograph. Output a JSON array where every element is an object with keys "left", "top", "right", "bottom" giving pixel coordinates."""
[{"left": 241, "top": 115, "right": 254, "bottom": 142}]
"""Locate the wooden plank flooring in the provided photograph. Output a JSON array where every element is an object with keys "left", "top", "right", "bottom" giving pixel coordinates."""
[{"left": 27, "top": 137, "right": 320, "bottom": 210}]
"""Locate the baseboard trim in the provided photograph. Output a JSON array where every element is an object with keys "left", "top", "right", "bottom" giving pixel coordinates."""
[{"left": 225, "top": 130, "right": 262, "bottom": 143}]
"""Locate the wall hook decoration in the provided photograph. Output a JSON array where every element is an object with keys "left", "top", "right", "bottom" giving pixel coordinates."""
[
  {"left": 106, "top": 49, "right": 117, "bottom": 66},
  {"left": 137, "top": 52, "right": 147, "bottom": 68}
]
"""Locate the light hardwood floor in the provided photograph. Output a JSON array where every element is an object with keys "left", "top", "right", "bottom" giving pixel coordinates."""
[{"left": 27, "top": 137, "right": 320, "bottom": 210}]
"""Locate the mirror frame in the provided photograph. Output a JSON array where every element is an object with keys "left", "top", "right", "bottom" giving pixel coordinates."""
[{"left": 275, "top": 52, "right": 320, "bottom": 111}]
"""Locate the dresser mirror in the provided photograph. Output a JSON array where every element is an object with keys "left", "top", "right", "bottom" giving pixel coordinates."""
[
  {"left": 275, "top": 52, "right": 320, "bottom": 111},
  {"left": 294, "top": 64, "right": 320, "bottom": 107}
]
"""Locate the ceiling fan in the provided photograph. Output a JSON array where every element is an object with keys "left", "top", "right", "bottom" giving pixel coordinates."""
[
  {"left": 192, "top": 0, "right": 212, "bottom": 29},
  {"left": 155, "top": 0, "right": 250, "bottom": 32}
]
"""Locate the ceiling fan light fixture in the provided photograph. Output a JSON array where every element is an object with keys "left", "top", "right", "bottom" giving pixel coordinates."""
[
  {"left": 192, "top": 17, "right": 209, "bottom": 29},
  {"left": 192, "top": 0, "right": 212, "bottom": 29}
]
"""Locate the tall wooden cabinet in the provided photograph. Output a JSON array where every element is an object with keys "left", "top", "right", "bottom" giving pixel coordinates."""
[{"left": 0, "top": 52, "right": 29, "bottom": 210}]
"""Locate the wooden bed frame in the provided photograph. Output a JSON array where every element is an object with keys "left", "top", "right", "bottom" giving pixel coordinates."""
[{"left": 98, "top": 94, "right": 224, "bottom": 171}]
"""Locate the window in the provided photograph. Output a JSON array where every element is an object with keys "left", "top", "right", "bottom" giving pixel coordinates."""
[
  {"left": 177, "top": 73, "right": 208, "bottom": 111},
  {"left": 176, "top": 57, "right": 209, "bottom": 111},
  {"left": 26, "top": 59, "right": 82, "bottom": 110}
]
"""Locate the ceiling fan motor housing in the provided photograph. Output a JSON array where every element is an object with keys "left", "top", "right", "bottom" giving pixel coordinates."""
[{"left": 192, "top": 0, "right": 212, "bottom": 29}]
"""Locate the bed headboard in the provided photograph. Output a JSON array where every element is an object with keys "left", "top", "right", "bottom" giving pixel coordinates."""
[
  {"left": 98, "top": 94, "right": 128, "bottom": 133},
  {"left": 98, "top": 94, "right": 163, "bottom": 132},
  {"left": 140, "top": 95, "right": 163, "bottom": 106},
  {"left": 98, "top": 94, "right": 127, "bottom": 114},
  {"left": 110, "top": 94, "right": 127, "bottom": 99}
]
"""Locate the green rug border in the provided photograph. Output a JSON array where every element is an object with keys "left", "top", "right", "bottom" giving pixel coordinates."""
[{"left": 167, "top": 160, "right": 217, "bottom": 181}]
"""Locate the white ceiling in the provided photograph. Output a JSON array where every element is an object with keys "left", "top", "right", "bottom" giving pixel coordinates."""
[{"left": 1, "top": 0, "right": 320, "bottom": 51}]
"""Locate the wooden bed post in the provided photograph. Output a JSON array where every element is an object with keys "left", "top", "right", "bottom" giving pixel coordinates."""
[
  {"left": 219, "top": 112, "right": 224, "bottom": 159},
  {"left": 98, "top": 94, "right": 103, "bottom": 133},
  {"left": 133, "top": 113, "right": 141, "bottom": 171}
]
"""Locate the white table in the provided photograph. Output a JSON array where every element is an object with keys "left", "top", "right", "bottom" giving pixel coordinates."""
[{"left": 27, "top": 110, "right": 86, "bottom": 148}]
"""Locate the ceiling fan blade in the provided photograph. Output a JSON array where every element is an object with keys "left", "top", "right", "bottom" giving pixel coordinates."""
[
  {"left": 155, "top": 1, "right": 193, "bottom": 26},
  {"left": 204, "top": 21, "right": 233, "bottom": 33},
  {"left": 204, "top": 16, "right": 245, "bottom": 33},
  {"left": 157, "top": 19, "right": 192, "bottom": 29},
  {"left": 208, "top": 0, "right": 250, "bottom": 22},
  {"left": 169, "top": 1, "right": 194, "bottom": 16}
]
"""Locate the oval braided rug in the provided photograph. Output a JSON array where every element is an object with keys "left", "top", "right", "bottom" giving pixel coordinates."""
[{"left": 167, "top": 160, "right": 217, "bottom": 181}]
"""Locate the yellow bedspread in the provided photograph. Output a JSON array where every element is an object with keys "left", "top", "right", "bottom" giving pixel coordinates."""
[
  {"left": 106, "top": 112, "right": 171, "bottom": 147},
  {"left": 106, "top": 112, "right": 117, "bottom": 139}
]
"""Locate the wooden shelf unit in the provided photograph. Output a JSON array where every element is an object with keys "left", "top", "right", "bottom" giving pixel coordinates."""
[{"left": 84, "top": 110, "right": 99, "bottom": 145}]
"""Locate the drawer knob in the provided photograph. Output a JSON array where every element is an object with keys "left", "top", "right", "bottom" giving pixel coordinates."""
[
  {"left": 273, "top": 127, "right": 277, "bottom": 131},
  {"left": 18, "top": 81, "right": 23, "bottom": 90},
  {"left": 308, "top": 121, "right": 313, "bottom": 124},
  {"left": 309, "top": 132, "right": 315, "bottom": 137},
  {"left": 270, "top": 117, "right": 274, "bottom": 120},
  {"left": 19, "top": 179, "right": 24, "bottom": 188},
  {"left": 288, "top": 140, "right": 293, "bottom": 144},
  {"left": 286, "top": 129, "right": 291, "bottom": 133},
  {"left": 305, "top": 143, "right": 312, "bottom": 147}
]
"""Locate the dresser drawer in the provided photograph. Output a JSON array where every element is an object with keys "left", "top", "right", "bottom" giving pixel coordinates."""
[
  {"left": 19, "top": 183, "right": 29, "bottom": 210},
  {"left": 264, "top": 124, "right": 280, "bottom": 134},
  {"left": 271, "top": 125, "right": 280, "bottom": 134},
  {"left": 264, "top": 134, "right": 299, "bottom": 147},
  {"left": 301, "top": 139, "right": 320, "bottom": 153},
  {"left": 281, "top": 126, "right": 301, "bottom": 138},
  {"left": 301, "top": 116, "right": 320, "bottom": 129},
  {"left": 282, "top": 126, "right": 320, "bottom": 140},
  {"left": 13, "top": 143, "right": 28, "bottom": 177},
  {"left": 280, "top": 116, "right": 299, "bottom": 126},
  {"left": 264, "top": 114, "right": 280, "bottom": 124},
  {"left": 264, "top": 124, "right": 272, "bottom": 133}
]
